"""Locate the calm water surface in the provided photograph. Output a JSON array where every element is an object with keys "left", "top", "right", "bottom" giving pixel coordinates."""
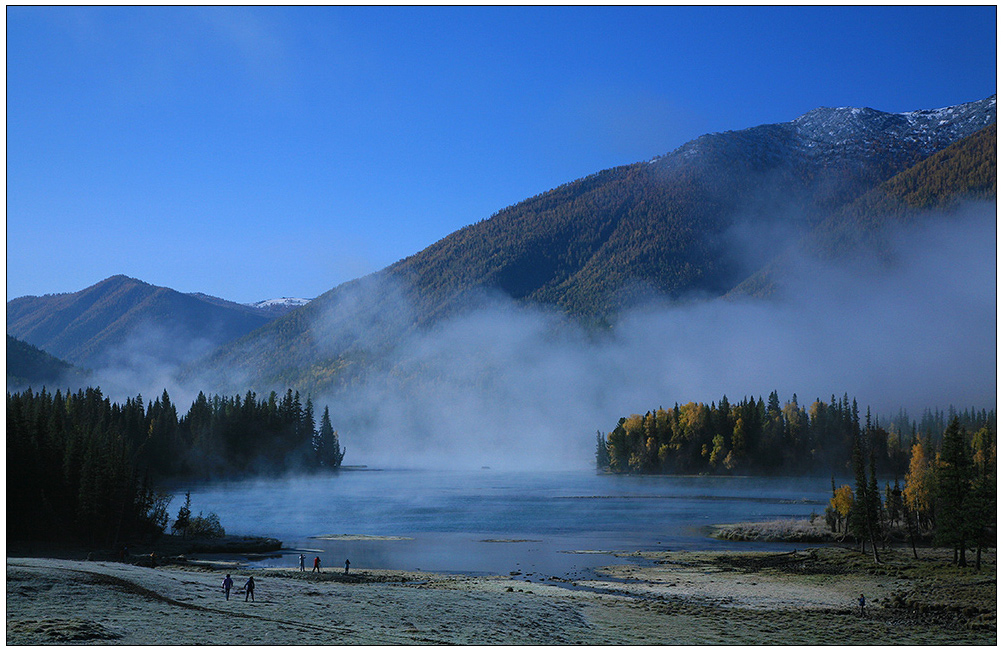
[{"left": 173, "top": 470, "right": 834, "bottom": 579}]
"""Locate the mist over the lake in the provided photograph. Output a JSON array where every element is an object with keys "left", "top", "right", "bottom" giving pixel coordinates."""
[
  {"left": 303, "top": 202, "right": 996, "bottom": 470},
  {"left": 70, "top": 202, "right": 995, "bottom": 472}
]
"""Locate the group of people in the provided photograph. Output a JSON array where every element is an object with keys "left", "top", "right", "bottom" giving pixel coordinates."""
[
  {"left": 219, "top": 553, "right": 352, "bottom": 603},
  {"left": 221, "top": 573, "right": 255, "bottom": 601},
  {"left": 299, "top": 553, "right": 350, "bottom": 575}
]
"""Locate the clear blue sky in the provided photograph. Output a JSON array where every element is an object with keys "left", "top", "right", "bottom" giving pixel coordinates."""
[{"left": 6, "top": 6, "right": 997, "bottom": 303}]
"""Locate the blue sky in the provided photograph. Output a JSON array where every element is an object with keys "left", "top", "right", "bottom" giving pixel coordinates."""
[{"left": 6, "top": 6, "right": 997, "bottom": 303}]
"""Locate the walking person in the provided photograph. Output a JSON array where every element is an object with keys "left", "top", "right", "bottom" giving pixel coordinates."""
[
  {"left": 313, "top": 556, "right": 321, "bottom": 572},
  {"left": 222, "top": 574, "right": 234, "bottom": 600},
  {"left": 244, "top": 576, "right": 255, "bottom": 602},
  {"left": 345, "top": 559, "right": 350, "bottom": 575},
  {"left": 299, "top": 553, "right": 305, "bottom": 571},
  {"left": 858, "top": 593, "right": 866, "bottom": 617}
]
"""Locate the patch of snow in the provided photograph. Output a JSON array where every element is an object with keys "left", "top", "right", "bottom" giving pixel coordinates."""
[{"left": 248, "top": 297, "right": 312, "bottom": 309}]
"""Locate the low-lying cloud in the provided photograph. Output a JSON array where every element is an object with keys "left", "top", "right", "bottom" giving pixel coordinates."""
[
  {"left": 313, "top": 202, "right": 996, "bottom": 470},
  {"left": 67, "top": 202, "right": 995, "bottom": 472}
]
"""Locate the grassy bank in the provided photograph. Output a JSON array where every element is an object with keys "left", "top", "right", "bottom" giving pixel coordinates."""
[{"left": 709, "top": 516, "right": 839, "bottom": 542}]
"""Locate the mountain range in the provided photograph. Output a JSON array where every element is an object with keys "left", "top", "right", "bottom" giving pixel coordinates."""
[
  {"left": 6, "top": 275, "right": 273, "bottom": 369},
  {"left": 192, "top": 95, "right": 997, "bottom": 393},
  {"left": 6, "top": 95, "right": 996, "bottom": 395}
]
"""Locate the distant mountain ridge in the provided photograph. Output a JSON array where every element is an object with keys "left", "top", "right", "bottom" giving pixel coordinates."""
[
  {"left": 6, "top": 275, "right": 273, "bottom": 368},
  {"left": 191, "top": 95, "right": 995, "bottom": 394}
]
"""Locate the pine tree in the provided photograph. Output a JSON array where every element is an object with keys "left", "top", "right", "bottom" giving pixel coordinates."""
[
  {"left": 935, "top": 416, "right": 972, "bottom": 566},
  {"left": 303, "top": 397, "right": 317, "bottom": 465},
  {"left": 967, "top": 423, "right": 996, "bottom": 570},
  {"left": 317, "top": 407, "right": 340, "bottom": 468},
  {"left": 849, "top": 435, "right": 869, "bottom": 553},
  {"left": 331, "top": 428, "right": 345, "bottom": 468},
  {"left": 173, "top": 491, "right": 192, "bottom": 539},
  {"left": 866, "top": 453, "right": 882, "bottom": 563},
  {"left": 595, "top": 431, "right": 610, "bottom": 470}
]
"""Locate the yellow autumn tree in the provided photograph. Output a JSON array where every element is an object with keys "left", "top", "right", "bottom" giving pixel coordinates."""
[
  {"left": 904, "top": 441, "right": 936, "bottom": 529},
  {"left": 829, "top": 485, "right": 854, "bottom": 534}
]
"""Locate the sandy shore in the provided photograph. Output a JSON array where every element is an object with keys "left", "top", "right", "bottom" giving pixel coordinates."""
[{"left": 7, "top": 547, "right": 995, "bottom": 645}]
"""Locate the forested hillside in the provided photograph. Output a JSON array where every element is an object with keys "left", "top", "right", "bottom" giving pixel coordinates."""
[
  {"left": 7, "top": 275, "right": 272, "bottom": 368},
  {"left": 731, "top": 122, "right": 997, "bottom": 297},
  {"left": 6, "top": 335, "right": 86, "bottom": 389},
  {"left": 193, "top": 97, "right": 995, "bottom": 395}
]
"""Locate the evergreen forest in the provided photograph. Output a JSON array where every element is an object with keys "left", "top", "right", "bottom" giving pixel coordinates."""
[
  {"left": 827, "top": 415, "right": 996, "bottom": 569},
  {"left": 596, "top": 391, "right": 993, "bottom": 477},
  {"left": 7, "top": 385, "right": 344, "bottom": 545},
  {"left": 597, "top": 391, "right": 996, "bottom": 568}
]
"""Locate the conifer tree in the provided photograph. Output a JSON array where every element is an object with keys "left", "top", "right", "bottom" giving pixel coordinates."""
[
  {"left": 849, "top": 436, "right": 869, "bottom": 553},
  {"left": 173, "top": 491, "right": 192, "bottom": 539},
  {"left": 316, "top": 406, "right": 343, "bottom": 468},
  {"left": 303, "top": 397, "right": 317, "bottom": 462},
  {"left": 866, "top": 453, "right": 882, "bottom": 563},
  {"left": 595, "top": 431, "right": 610, "bottom": 470},
  {"left": 934, "top": 417, "right": 972, "bottom": 566},
  {"left": 966, "top": 423, "right": 995, "bottom": 570}
]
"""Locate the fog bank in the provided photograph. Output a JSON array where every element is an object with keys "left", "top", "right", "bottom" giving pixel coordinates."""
[
  {"left": 68, "top": 203, "right": 995, "bottom": 472},
  {"left": 316, "top": 203, "right": 996, "bottom": 470}
]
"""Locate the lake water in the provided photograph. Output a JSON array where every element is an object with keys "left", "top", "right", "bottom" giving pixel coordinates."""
[{"left": 173, "top": 470, "right": 835, "bottom": 580}]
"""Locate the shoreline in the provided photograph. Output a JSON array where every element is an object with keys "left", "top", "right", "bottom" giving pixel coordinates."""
[{"left": 7, "top": 544, "right": 995, "bottom": 645}]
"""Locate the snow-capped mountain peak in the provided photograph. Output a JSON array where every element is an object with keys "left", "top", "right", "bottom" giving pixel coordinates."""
[
  {"left": 246, "top": 297, "right": 312, "bottom": 318},
  {"left": 250, "top": 297, "right": 312, "bottom": 309}
]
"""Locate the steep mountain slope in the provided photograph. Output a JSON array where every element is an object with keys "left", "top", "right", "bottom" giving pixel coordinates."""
[
  {"left": 388, "top": 95, "right": 995, "bottom": 319},
  {"left": 195, "top": 96, "right": 995, "bottom": 393},
  {"left": 731, "top": 122, "right": 997, "bottom": 297},
  {"left": 7, "top": 275, "right": 273, "bottom": 368},
  {"left": 6, "top": 335, "right": 87, "bottom": 389}
]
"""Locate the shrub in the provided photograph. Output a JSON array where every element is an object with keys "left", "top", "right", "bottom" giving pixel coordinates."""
[{"left": 187, "top": 511, "right": 225, "bottom": 539}]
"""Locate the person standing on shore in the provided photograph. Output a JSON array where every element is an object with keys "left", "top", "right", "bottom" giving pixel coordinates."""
[
  {"left": 244, "top": 576, "right": 255, "bottom": 602},
  {"left": 345, "top": 559, "right": 350, "bottom": 575},
  {"left": 313, "top": 556, "right": 321, "bottom": 572},
  {"left": 858, "top": 593, "right": 866, "bottom": 616},
  {"left": 299, "top": 553, "right": 305, "bottom": 571},
  {"left": 222, "top": 574, "right": 233, "bottom": 600}
]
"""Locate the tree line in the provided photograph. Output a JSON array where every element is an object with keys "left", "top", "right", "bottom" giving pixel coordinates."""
[
  {"left": 596, "top": 390, "right": 995, "bottom": 569},
  {"left": 7, "top": 385, "right": 345, "bottom": 545},
  {"left": 596, "top": 391, "right": 992, "bottom": 477},
  {"left": 826, "top": 415, "right": 995, "bottom": 569}
]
